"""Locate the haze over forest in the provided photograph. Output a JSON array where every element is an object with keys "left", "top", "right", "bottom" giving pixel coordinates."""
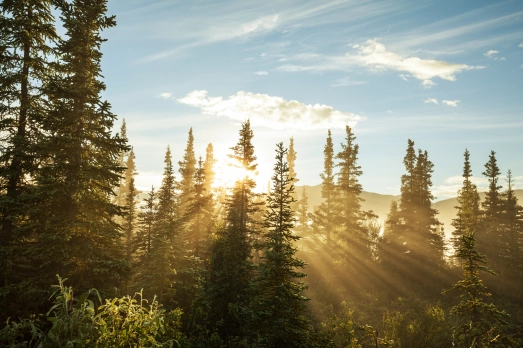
[{"left": 1, "top": 0, "right": 523, "bottom": 347}]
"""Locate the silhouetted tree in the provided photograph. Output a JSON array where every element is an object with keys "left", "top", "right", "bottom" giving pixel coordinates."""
[
  {"left": 249, "top": 142, "right": 311, "bottom": 347},
  {"left": 178, "top": 128, "right": 196, "bottom": 217},
  {"left": 444, "top": 230, "right": 508, "bottom": 347},
  {"left": 452, "top": 149, "right": 481, "bottom": 257},
  {"left": 334, "top": 126, "right": 372, "bottom": 261},
  {"left": 29, "top": 0, "right": 128, "bottom": 294},
  {"left": 206, "top": 120, "right": 259, "bottom": 342},
  {"left": 312, "top": 130, "right": 336, "bottom": 246}
]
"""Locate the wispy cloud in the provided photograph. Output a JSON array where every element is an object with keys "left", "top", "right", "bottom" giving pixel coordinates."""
[
  {"left": 442, "top": 100, "right": 460, "bottom": 107},
  {"left": 279, "top": 39, "right": 482, "bottom": 86},
  {"left": 332, "top": 77, "right": 364, "bottom": 87},
  {"left": 177, "top": 90, "right": 362, "bottom": 130},
  {"left": 254, "top": 71, "right": 269, "bottom": 75},
  {"left": 386, "top": 9, "right": 523, "bottom": 52},
  {"left": 519, "top": 43, "right": 523, "bottom": 48},
  {"left": 208, "top": 14, "right": 279, "bottom": 41},
  {"left": 424, "top": 98, "right": 439, "bottom": 105},
  {"left": 159, "top": 92, "right": 173, "bottom": 99},
  {"left": 484, "top": 49, "right": 498, "bottom": 57},
  {"left": 140, "top": 14, "right": 280, "bottom": 62}
]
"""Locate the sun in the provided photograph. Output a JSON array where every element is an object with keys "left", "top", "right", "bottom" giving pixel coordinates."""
[{"left": 213, "top": 158, "right": 255, "bottom": 190}]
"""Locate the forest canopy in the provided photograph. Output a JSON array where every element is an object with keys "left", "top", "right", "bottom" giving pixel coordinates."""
[{"left": 1, "top": 1, "right": 522, "bottom": 347}]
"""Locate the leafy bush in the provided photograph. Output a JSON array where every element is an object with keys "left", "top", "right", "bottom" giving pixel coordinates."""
[{"left": 1, "top": 276, "right": 184, "bottom": 347}]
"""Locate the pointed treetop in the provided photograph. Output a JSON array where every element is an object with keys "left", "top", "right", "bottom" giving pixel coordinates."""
[{"left": 229, "top": 119, "right": 257, "bottom": 172}]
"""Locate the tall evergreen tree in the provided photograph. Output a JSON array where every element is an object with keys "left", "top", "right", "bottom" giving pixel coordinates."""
[
  {"left": 0, "top": 0, "right": 58, "bottom": 286},
  {"left": 287, "top": 136, "right": 298, "bottom": 211},
  {"left": 312, "top": 129, "right": 336, "bottom": 246},
  {"left": 334, "top": 126, "right": 370, "bottom": 261},
  {"left": 451, "top": 149, "right": 481, "bottom": 254},
  {"left": 398, "top": 140, "right": 443, "bottom": 265},
  {"left": 203, "top": 142, "right": 217, "bottom": 196},
  {"left": 206, "top": 120, "right": 259, "bottom": 342},
  {"left": 135, "top": 186, "right": 156, "bottom": 257},
  {"left": 113, "top": 119, "right": 130, "bottom": 208},
  {"left": 477, "top": 151, "right": 503, "bottom": 273},
  {"left": 29, "top": 0, "right": 128, "bottom": 293},
  {"left": 249, "top": 142, "right": 311, "bottom": 347},
  {"left": 178, "top": 128, "right": 196, "bottom": 217},
  {"left": 185, "top": 157, "right": 213, "bottom": 260},
  {"left": 495, "top": 170, "right": 523, "bottom": 296},
  {"left": 444, "top": 230, "right": 509, "bottom": 347},
  {"left": 136, "top": 147, "right": 178, "bottom": 304},
  {"left": 381, "top": 140, "right": 444, "bottom": 290}
]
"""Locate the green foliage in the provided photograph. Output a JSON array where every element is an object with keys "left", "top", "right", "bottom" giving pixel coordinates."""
[
  {"left": 9, "top": 276, "right": 184, "bottom": 347},
  {"left": 452, "top": 149, "right": 482, "bottom": 256},
  {"left": 249, "top": 142, "right": 311, "bottom": 348},
  {"left": 206, "top": 120, "right": 260, "bottom": 341},
  {"left": 444, "top": 231, "right": 510, "bottom": 347},
  {"left": 311, "top": 129, "right": 336, "bottom": 246},
  {"left": 0, "top": 318, "right": 43, "bottom": 348}
]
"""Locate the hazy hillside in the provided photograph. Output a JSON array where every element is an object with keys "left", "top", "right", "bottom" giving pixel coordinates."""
[{"left": 296, "top": 185, "right": 523, "bottom": 238}]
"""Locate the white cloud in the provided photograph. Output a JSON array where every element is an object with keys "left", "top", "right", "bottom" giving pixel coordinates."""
[
  {"left": 424, "top": 98, "right": 439, "bottom": 105},
  {"left": 332, "top": 77, "right": 364, "bottom": 87},
  {"left": 352, "top": 39, "right": 482, "bottom": 85},
  {"left": 278, "top": 39, "right": 482, "bottom": 86},
  {"left": 159, "top": 92, "right": 173, "bottom": 99},
  {"left": 177, "top": 90, "right": 362, "bottom": 130},
  {"left": 442, "top": 99, "right": 460, "bottom": 107},
  {"left": 483, "top": 49, "right": 499, "bottom": 57},
  {"left": 254, "top": 71, "right": 268, "bottom": 75},
  {"left": 519, "top": 43, "right": 523, "bottom": 48}
]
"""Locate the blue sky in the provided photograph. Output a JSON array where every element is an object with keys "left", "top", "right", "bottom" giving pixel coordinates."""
[{"left": 99, "top": 0, "right": 523, "bottom": 199}]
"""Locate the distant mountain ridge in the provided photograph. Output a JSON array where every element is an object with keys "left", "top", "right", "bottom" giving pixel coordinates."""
[{"left": 295, "top": 185, "right": 523, "bottom": 238}]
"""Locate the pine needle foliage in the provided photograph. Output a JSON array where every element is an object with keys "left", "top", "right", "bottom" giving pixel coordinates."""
[
  {"left": 250, "top": 142, "right": 311, "bottom": 348},
  {"left": 444, "top": 230, "right": 509, "bottom": 347}
]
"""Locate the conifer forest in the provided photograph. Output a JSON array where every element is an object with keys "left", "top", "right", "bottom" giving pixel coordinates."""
[{"left": 1, "top": 1, "right": 523, "bottom": 347}]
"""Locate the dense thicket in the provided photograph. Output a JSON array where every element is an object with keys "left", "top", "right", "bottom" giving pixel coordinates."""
[{"left": 1, "top": 2, "right": 522, "bottom": 347}]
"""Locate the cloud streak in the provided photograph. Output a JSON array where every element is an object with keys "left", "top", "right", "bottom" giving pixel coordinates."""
[
  {"left": 177, "top": 90, "right": 362, "bottom": 130},
  {"left": 278, "top": 39, "right": 483, "bottom": 86}
]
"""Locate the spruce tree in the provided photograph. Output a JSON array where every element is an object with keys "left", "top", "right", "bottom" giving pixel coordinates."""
[
  {"left": 185, "top": 157, "right": 213, "bottom": 259},
  {"left": 29, "top": 0, "right": 129, "bottom": 293},
  {"left": 383, "top": 140, "right": 444, "bottom": 289},
  {"left": 451, "top": 149, "right": 481, "bottom": 255},
  {"left": 444, "top": 230, "right": 509, "bottom": 347},
  {"left": 203, "top": 143, "right": 217, "bottom": 195},
  {"left": 113, "top": 119, "right": 130, "bottom": 208},
  {"left": 497, "top": 170, "right": 523, "bottom": 296},
  {"left": 287, "top": 136, "right": 298, "bottom": 211},
  {"left": 178, "top": 128, "right": 196, "bottom": 217},
  {"left": 136, "top": 147, "right": 178, "bottom": 304},
  {"left": 0, "top": 0, "right": 58, "bottom": 249},
  {"left": 311, "top": 129, "right": 336, "bottom": 246},
  {"left": 334, "top": 126, "right": 370, "bottom": 261},
  {"left": 206, "top": 120, "right": 259, "bottom": 342},
  {"left": 135, "top": 186, "right": 157, "bottom": 256},
  {"left": 477, "top": 151, "right": 503, "bottom": 273},
  {"left": 249, "top": 142, "right": 311, "bottom": 347}
]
